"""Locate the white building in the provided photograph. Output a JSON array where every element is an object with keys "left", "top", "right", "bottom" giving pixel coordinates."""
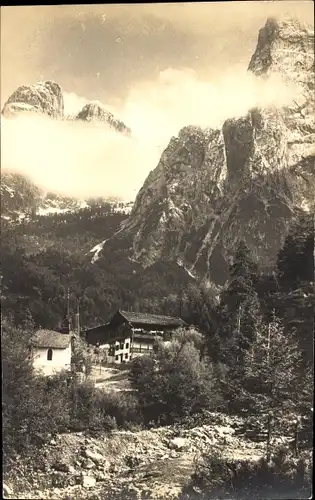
[{"left": 31, "top": 329, "right": 71, "bottom": 376}]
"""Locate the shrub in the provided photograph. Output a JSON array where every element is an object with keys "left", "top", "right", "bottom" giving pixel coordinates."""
[
  {"left": 130, "top": 337, "right": 222, "bottom": 425},
  {"left": 2, "top": 320, "right": 70, "bottom": 466},
  {"left": 181, "top": 446, "right": 312, "bottom": 499},
  {"left": 69, "top": 379, "right": 141, "bottom": 432},
  {"left": 69, "top": 380, "right": 104, "bottom": 431},
  {"left": 96, "top": 390, "right": 141, "bottom": 428},
  {"left": 71, "top": 336, "right": 93, "bottom": 376},
  {"left": 172, "top": 327, "right": 205, "bottom": 353}
]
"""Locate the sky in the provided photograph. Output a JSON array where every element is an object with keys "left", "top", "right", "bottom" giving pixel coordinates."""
[{"left": 1, "top": 2, "right": 314, "bottom": 200}]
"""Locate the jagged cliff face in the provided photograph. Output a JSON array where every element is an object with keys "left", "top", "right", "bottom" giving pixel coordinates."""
[
  {"left": 98, "top": 18, "right": 315, "bottom": 285},
  {"left": 2, "top": 81, "right": 64, "bottom": 118},
  {"left": 1, "top": 82, "right": 130, "bottom": 137},
  {"left": 76, "top": 103, "right": 131, "bottom": 136},
  {"left": 0, "top": 170, "right": 134, "bottom": 223}
]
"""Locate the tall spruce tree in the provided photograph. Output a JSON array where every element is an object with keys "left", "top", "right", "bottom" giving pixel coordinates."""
[
  {"left": 276, "top": 212, "right": 314, "bottom": 364},
  {"left": 277, "top": 212, "right": 314, "bottom": 291},
  {"left": 217, "top": 241, "right": 260, "bottom": 366},
  {"left": 241, "top": 317, "right": 311, "bottom": 459}
]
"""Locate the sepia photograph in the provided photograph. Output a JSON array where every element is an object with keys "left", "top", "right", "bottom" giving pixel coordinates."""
[{"left": 1, "top": 1, "right": 314, "bottom": 499}]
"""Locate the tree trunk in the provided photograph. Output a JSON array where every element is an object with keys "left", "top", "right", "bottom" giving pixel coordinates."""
[
  {"left": 266, "top": 412, "right": 272, "bottom": 461},
  {"left": 293, "top": 419, "right": 300, "bottom": 457}
]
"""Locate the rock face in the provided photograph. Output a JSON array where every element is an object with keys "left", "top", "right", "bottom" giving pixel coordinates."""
[
  {"left": 2, "top": 80, "right": 64, "bottom": 118},
  {"left": 0, "top": 170, "right": 134, "bottom": 224},
  {"left": 76, "top": 103, "right": 131, "bottom": 136},
  {"left": 0, "top": 171, "right": 42, "bottom": 221},
  {"left": 96, "top": 18, "right": 315, "bottom": 285}
]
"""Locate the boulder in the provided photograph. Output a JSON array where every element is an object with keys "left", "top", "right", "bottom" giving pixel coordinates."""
[
  {"left": 81, "top": 475, "right": 97, "bottom": 488},
  {"left": 3, "top": 483, "right": 13, "bottom": 498},
  {"left": 95, "top": 471, "right": 109, "bottom": 482},
  {"left": 170, "top": 450, "right": 179, "bottom": 458},
  {"left": 53, "top": 461, "right": 72, "bottom": 473},
  {"left": 168, "top": 437, "right": 189, "bottom": 451},
  {"left": 84, "top": 448, "right": 104, "bottom": 465},
  {"left": 82, "top": 458, "right": 95, "bottom": 470}
]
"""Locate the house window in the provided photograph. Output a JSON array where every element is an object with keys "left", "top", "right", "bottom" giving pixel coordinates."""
[
  {"left": 47, "top": 348, "right": 53, "bottom": 361},
  {"left": 115, "top": 344, "right": 119, "bottom": 351},
  {"left": 125, "top": 342, "right": 129, "bottom": 349},
  {"left": 125, "top": 353, "right": 128, "bottom": 359},
  {"left": 120, "top": 342, "right": 124, "bottom": 350},
  {"left": 115, "top": 355, "right": 119, "bottom": 361}
]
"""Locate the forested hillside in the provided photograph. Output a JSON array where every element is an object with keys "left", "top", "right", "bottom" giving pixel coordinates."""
[{"left": 2, "top": 207, "right": 313, "bottom": 364}]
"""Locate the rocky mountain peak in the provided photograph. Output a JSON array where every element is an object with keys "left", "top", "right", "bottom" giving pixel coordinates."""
[
  {"left": 76, "top": 103, "right": 131, "bottom": 136},
  {"left": 2, "top": 80, "right": 64, "bottom": 118},
  {"left": 94, "top": 17, "right": 314, "bottom": 286},
  {"left": 248, "top": 17, "right": 314, "bottom": 78}
]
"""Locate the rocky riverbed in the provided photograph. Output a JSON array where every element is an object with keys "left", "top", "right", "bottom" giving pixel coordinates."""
[{"left": 3, "top": 412, "right": 272, "bottom": 499}]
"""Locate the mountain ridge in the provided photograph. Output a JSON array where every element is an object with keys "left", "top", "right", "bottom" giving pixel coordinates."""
[
  {"left": 92, "top": 17, "right": 315, "bottom": 285},
  {"left": 1, "top": 81, "right": 133, "bottom": 220}
]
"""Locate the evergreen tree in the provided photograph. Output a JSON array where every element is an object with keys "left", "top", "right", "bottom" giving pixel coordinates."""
[
  {"left": 217, "top": 241, "right": 260, "bottom": 365},
  {"left": 276, "top": 212, "right": 314, "bottom": 364},
  {"left": 277, "top": 212, "right": 314, "bottom": 291},
  {"left": 241, "top": 317, "right": 311, "bottom": 459}
]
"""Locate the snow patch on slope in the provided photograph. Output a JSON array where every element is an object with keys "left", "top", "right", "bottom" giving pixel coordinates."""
[
  {"left": 177, "top": 259, "right": 196, "bottom": 279},
  {"left": 89, "top": 240, "right": 107, "bottom": 263}
]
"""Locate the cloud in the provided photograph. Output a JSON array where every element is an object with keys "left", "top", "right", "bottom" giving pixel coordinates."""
[
  {"left": 1, "top": 66, "right": 299, "bottom": 201},
  {"left": 119, "top": 67, "right": 299, "bottom": 146},
  {"left": 1, "top": 113, "right": 159, "bottom": 201}
]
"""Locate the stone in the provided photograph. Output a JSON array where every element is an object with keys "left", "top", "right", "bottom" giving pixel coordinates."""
[
  {"left": 53, "top": 461, "right": 72, "bottom": 473},
  {"left": 84, "top": 448, "right": 104, "bottom": 465},
  {"left": 3, "top": 483, "right": 13, "bottom": 498},
  {"left": 95, "top": 472, "right": 108, "bottom": 482},
  {"left": 81, "top": 475, "right": 97, "bottom": 488},
  {"left": 82, "top": 458, "right": 95, "bottom": 470},
  {"left": 68, "top": 465, "right": 77, "bottom": 475},
  {"left": 168, "top": 437, "right": 189, "bottom": 451}
]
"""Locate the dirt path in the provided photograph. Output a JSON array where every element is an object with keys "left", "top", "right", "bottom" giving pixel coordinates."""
[{"left": 88, "top": 366, "right": 131, "bottom": 391}]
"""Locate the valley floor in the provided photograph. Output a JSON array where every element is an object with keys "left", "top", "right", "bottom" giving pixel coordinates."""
[{"left": 4, "top": 412, "right": 269, "bottom": 500}]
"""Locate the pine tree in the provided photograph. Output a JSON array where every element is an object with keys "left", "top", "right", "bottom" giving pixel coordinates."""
[
  {"left": 276, "top": 212, "right": 314, "bottom": 364},
  {"left": 217, "top": 241, "right": 260, "bottom": 365},
  {"left": 277, "top": 212, "right": 314, "bottom": 291},
  {"left": 242, "top": 317, "right": 310, "bottom": 459}
]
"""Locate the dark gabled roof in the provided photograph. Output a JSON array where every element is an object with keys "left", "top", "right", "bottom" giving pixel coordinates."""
[
  {"left": 118, "top": 310, "right": 187, "bottom": 327},
  {"left": 84, "top": 322, "right": 110, "bottom": 333},
  {"left": 31, "top": 329, "right": 71, "bottom": 349}
]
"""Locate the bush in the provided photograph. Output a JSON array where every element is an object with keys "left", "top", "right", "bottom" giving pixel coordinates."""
[
  {"left": 96, "top": 390, "right": 141, "bottom": 429},
  {"left": 2, "top": 318, "right": 139, "bottom": 468},
  {"left": 181, "top": 446, "right": 312, "bottom": 499},
  {"left": 71, "top": 336, "right": 93, "bottom": 376},
  {"left": 130, "top": 337, "right": 222, "bottom": 425},
  {"left": 69, "top": 379, "right": 141, "bottom": 432},
  {"left": 69, "top": 380, "right": 104, "bottom": 431},
  {"left": 2, "top": 320, "right": 70, "bottom": 466}
]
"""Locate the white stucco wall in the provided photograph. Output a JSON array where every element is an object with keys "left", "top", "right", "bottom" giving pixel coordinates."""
[
  {"left": 110, "top": 337, "right": 131, "bottom": 363},
  {"left": 33, "top": 345, "right": 71, "bottom": 376},
  {"left": 107, "top": 335, "right": 155, "bottom": 364}
]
